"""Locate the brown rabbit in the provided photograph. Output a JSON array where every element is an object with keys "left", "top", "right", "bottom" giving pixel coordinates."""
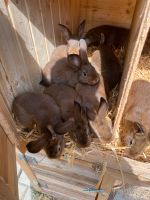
[
  {"left": 123, "top": 122, "right": 150, "bottom": 158},
  {"left": 26, "top": 129, "right": 64, "bottom": 158},
  {"left": 122, "top": 80, "right": 150, "bottom": 157},
  {"left": 75, "top": 43, "right": 122, "bottom": 142},
  {"left": 12, "top": 92, "right": 74, "bottom": 136},
  {"left": 84, "top": 25, "right": 129, "bottom": 49},
  {"left": 44, "top": 84, "right": 91, "bottom": 148},
  {"left": 40, "top": 23, "right": 99, "bottom": 87}
]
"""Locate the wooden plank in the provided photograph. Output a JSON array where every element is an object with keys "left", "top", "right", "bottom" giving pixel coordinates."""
[
  {"left": 59, "top": 0, "right": 73, "bottom": 44},
  {"left": 0, "top": 126, "right": 18, "bottom": 199},
  {"left": 0, "top": 177, "right": 16, "bottom": 200},
  {"left": 96, "top": 172, "right": 115, "bottom": 200},
  {"left": 25, "top": 0, "right": 48, "bottom": 68},
  {"left": 0, "top": 1, "right": 32, "bottom": 96},
  {"left": 0, "top": 92, "right": 17, "bottom": 145},
  {"left": 0, "top": 58, "right": 14, "bottom": 109},
  {"left": 40, "top": 0, "right": 55, "bottom": 56},
  {"left": 114, "top": 0, "right": 150, "bottom": 138},
  {"left": 16, "top": 149, "right": 41, "bottom": 192},
  {"left": 79, "top": 150, "right": 150, "bottom": 183},
  {"left": 71, "top": 0, "right": 81, "bottom": 34},
  {"left": 51, "top": 0, "right": 62, "bottom": 46},
  {"left": 8, "top": 0, "right": 41, "bottom": 90},
  {"left": 80, "top": 0, "right": 136, "bottom": 29}
]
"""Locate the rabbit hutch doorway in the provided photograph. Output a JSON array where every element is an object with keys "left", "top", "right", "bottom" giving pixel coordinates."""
[{"left": 0, "top": 0, "right": 150, "bottom": 200}]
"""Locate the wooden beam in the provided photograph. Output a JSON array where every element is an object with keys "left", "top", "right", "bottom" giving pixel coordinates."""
[
  {"left": 114, "top": 0, "right": 150, "bottom": 139},
  {"left": 0, "top": 126, "right": 18, "bottom": 199},
  {"left": 77, "top": 149, "right": 150, "bottom": 186},
  {"left": 16, "top": 149, "right": 42, "bottom": 192},
  {"left": 96, "top": 172, "right": 115, "bottom": 200},
  {"left": 0, "top": 177, "right": 16, "bottom": 200},
  {"left": 0, "top": 92, "right": 18, "bottom": 145}
]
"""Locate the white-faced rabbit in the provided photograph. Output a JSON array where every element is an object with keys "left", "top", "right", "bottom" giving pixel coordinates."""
[
  {"left": 122, "top": 80, "right": 150, "bottom": 157},
  {"left": 12, "top": 92, "right": 74, "bottom": 136},
  {"left": 84, "top": 25, "right": 129, "bottom": 49},
  {"left": 26, "top": 129, "right": 64, "bottom": 158},
  {"left": 44, "top": 84, "right": 91, "bottom": 147},
  {"left": 40, "top": 24, "right": 100, "bottom": 87}
]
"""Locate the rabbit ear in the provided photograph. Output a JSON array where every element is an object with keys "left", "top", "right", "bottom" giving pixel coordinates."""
[
  {"left": 79, "top": 39, "right": 88, "bottom": 64},
  {"left": 134, "top": 122, "right": 145, "bottom": 133},
  {"left": 55, "top": 119, "right": 74, "bottom": 134},
  {"left": 26, "top": 135, "right": 48, "bottom": 153},
  {"left": 67, "top": 54, "right": 81, "bottom": 71},
  {"left": 77, "top": 20, "right": 86, "bottom": 38},
  {"left": 58, "top": 24, "right": 72, "bottom": 41}
]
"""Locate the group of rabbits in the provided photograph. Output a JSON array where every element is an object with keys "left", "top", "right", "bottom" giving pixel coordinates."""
[{"left": 12, "top": 20, "right": 130, "bottom": 159}]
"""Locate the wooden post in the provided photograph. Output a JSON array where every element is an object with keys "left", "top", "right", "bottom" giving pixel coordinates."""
[
  {"left": 16, "top": 149, "right": 42, "bottom": 192},
  {"left": 0, "top": 126, "right": 18, "bottom": 200},
  {"left": 114, "top": 0, "right": 150, "bottom": 139}
]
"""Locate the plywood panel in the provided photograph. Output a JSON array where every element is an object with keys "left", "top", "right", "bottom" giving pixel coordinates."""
[{"left": 0, "top": 126, "right": 18, "bottom": 199}]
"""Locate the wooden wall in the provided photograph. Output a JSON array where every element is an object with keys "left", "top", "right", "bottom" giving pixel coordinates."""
[{"left": 0, "top": 0, "right": 136, "bottom": 110}]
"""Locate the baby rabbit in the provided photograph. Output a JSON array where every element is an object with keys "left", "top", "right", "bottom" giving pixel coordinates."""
[
  {"left": 91, "top": 46, "right": 122, "bottom": 93},
  {"left": 12, "top": 92, "right": 74, "bottom": 136},
  {"left": 122, "top": 80, "right": 150, "bottom": 157},
  {"left": 44, "top": 84, "right": 91, "bottom": 148},
  {"left": 40, "top": 23, "right": 99, "bottom": 87},
  {"left": 123, "top": 122, "right": 150, "bottom": 158},
  {"left": 84, "top": 25, "right": 129, "bottom": 49},
  {"left": 76, "top": 50, "right": 114, "bottom": 142},
  {"left": 26, "top": 129, "right": 64, "bottom": 159}
]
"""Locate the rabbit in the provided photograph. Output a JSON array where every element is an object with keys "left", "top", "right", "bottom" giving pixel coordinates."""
[
  {"left": 40, "top": 24, "right": 100, "bottom": 87},
  {"left": 12, "top": 92, "right": 74, "bottom": 136},
  {"left": 123, "top": 122, "right": 150, "bottom": 158},
  {"left": 26, "top": 128, "right": 64, "bottom": 158},
  {"left": 75, "top": 44, "right": 122, "bottom": 142},
  {"left": 122, "top": 80, "right": 150, "bottom": 157},
  {"left": 44, "top": 84, "right": 91, "bottom": 148},
  {"left": 94, "top": 45, "right": 122, "bottom": 92},
  {"left": 84, "top": 25, "right": 129, "bottom": 49}
]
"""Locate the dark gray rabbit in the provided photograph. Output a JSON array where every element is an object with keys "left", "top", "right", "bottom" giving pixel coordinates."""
[
  {"left": 91, "top": 46, "right": 122, "bottom": 93},
  {"left": 12, "top": 92, "right": 74, "bottom": 136},
  {"left": 26, "top": 129, "right": 64, "bottom": 158},
  {"left": 84, "top": 25, "right": 129, "bottom": 49},
  {"left": 76, "top": 45, "right": 121, "bottom": 142},
  {"left": 44, "top": 84, "right": 91, "bottom": 148},
  {"left": 40, "top": 21, "right": 99, "bottom": 87}
]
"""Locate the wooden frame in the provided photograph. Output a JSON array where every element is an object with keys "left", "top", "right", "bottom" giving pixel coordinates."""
[
  {"left": 114, "top": 0, "right": 150, "bottom": 138},
  {"left": 0, "top": 0, "right": 150, "bottom": 199},
  {"left": 0, "top": 126, "right": 18, "bottom": 200}
]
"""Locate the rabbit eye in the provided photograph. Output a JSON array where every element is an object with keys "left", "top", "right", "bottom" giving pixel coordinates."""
[{"left": 82, "top": 71, "right": 87, "bottom": 77}]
